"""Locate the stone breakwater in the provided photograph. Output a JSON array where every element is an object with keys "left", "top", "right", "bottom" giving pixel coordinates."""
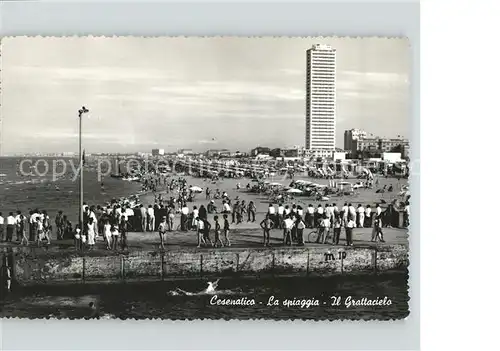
[{"left": 3, "top": 245, "right": 408, "bottom": 286}]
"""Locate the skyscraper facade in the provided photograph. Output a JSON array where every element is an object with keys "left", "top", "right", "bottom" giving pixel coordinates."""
[{"left": 305, "top": 44, "right": 336, "bottom": 152}]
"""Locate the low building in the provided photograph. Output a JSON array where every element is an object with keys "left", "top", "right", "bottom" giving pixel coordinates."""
[
  {"left": 250, "top": 146, "right": 270, "bottom": 157},
  {"left": 152, "top": 148, "right": 165, "bottom": 156},
  {"left": 177, "top": 148, "right": 193, "bottom": 156},
  {"left": 205, "top": 149, "right": 231, "bottom": 157},
  {"left": 382, "top": 152, "right": 402, "bottom": 163}
]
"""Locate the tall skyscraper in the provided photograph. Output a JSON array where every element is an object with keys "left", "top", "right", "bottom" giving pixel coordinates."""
[{"left": 305, "top": 44, "right": 336, "bottom": 151}]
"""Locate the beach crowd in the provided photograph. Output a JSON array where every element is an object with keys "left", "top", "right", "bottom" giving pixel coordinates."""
[{"left": 0, "top": 176, "right": 409, "bottom": 250}]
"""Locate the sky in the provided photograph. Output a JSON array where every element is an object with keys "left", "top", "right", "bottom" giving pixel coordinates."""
[{"left": 0, "top": 37, "right": 410, "bottom": 154}]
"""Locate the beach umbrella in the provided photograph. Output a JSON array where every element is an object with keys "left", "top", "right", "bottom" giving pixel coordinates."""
[
  {"left": 189, "top": 186, "right": 203, "bottom": 192},
  {"left": 287, "top": 188, "right": 303, "bottom": 194}
]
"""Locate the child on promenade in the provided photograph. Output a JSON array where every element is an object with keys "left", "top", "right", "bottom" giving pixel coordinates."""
[
  {"left": 74, "top": 224, "right": 82, "bottom": 251},
  {"left": 196, "top": 217, "right": 206, "bottom": 248},
  {"left": 371, "top": 215, "right": 386, "bottom": 243},
  {"left": 111, "top": 224, "right": 120, "bottom": 250},
  {"left": 103, "top": 219, "right": 112, "bottom": 250},
  {"left": 203, "top": 218, "right": 213, "bottom": 247},
  {"left": 158, "top": 216, "right": 168, "bottom": 250},
  {"left": 223, "top": 214, "right": 231, "bottom": 247},
  {"left": 213, "top": 216, "right": 224, "bottom": 248}
]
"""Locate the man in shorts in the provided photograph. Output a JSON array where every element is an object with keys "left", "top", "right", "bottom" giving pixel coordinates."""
[{"left": 158, "top": 216, "right": 168, "bottom": 250}]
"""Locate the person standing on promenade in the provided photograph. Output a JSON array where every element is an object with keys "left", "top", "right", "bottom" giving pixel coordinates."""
[
  {"left": 147, "top": 205, "right": 155, "bottom": 232},
  {"left": 325, "top": 204, "right": 333, "bottom": 223},
  {"left": 180, "top": 203, "right": 189, "bottom": 231},
  {"left": 345, "top": 215, "right": 355, "bottom": 246},
  {"left": 348, "top": 204, "right": 356, "bottom": 227},
  {"left": 332, "top": 203, "right": 339, "bottom": 217},
  {"left": 277, "top": 203, "right": 284, "bottom": 228},
  {"left": 357, "top": 204, "right": 365, "bottom": 228},
  {"left": 283, "top": 215, "right": 295, "bottom": 246},
  {"left": 192, "top": 206, "right": 199, "bottom": 229},
  {"left": 295, "top": 216, "right": 306, "bottom": 246},
  {"left": 232, "top": 201, "right": 240, "bottom": 224},
  {"left": 365, "top": 205, "right": 372, "bottom": 227},
  {"left": 375, "top": 203, "right": 382, "bottom": 220},
  {"left": 315, "top": 204, "right": 324, "bottom": 228},
  {"left": 268, "top": 203, "right": 276, "bottom": 225},
  {"left": 297, "top": 205, "right": 304, "bottom": 218},
  {"left": 140, "top": 204, "right": 147, "bottom": 232},
  {"left": 223, "top": 214, "right": 231, "bottom": 247},
  {"left": 87, "top": 217, "right": 96, "bottom": 250},
  {"left": 260, "top": 214, "right": 274, "bottom": 247},
  {"left": 403, "top": 201, "right": 410, "bottom": 228},
  {"left": 55, "top": 210, "right": 64, "bottom": 240},
  {"left": 119, "top": 215, "right": 129, "bottom": 251},
  {"left": 332, "top": 215, "right": 342, "bottom": 245},
  {"left": 0, "top": 212, "right": 4, "bottom": 241},
  {"left": 306, "top": 204, "right": 314, "bottom": 228},
  {"left": 213, "top": 216, "right": 224, "bottom": 248},
  {"left": 341, "top": 203, "right": 348, "bottom": 226},
  {"left": 196, "top": 217, "right": 206, "bottom": 248},
  {"left": 158, "top": 216, "right": 168, "bottom": 250},
  {"left": 6, "top": 212, "right": 15, "bottom": 242},
  {"left": 245, "top": 201, "right": 254, "bottom": 222}
]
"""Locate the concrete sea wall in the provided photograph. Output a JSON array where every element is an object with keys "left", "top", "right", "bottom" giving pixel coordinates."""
[{"left": 6, "top": 245, "right": 408, "bottom": 286}]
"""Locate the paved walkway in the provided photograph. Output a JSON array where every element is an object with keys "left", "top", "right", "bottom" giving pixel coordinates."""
[{"left": 0, "top": 225, "right": 408, "bottom": 256}]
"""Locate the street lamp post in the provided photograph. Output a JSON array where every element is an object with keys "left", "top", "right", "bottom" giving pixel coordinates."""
[{"left": 78, "top": 106, "right": 89, "bottom": 228}]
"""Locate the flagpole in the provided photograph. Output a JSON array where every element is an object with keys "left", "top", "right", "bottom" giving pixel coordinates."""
[{"left": 78, "top": 107, "right": 89, "bottom": 228}]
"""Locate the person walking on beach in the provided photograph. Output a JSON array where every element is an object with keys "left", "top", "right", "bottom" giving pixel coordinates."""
[
  {"left": 260, "top": 214, "right": 274, "bottom": 247},
  {"left": 140, "top": 204, "right": 147, "bottom": 232},
  {"left": 213, "top": 216, "right": 224, "bottom": 248},
  {"left": 223, "top": 214, "right": 231, "bottom": 247},
  {"left": 158, "top": 216, "right": 168, "bottom": 250}
]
